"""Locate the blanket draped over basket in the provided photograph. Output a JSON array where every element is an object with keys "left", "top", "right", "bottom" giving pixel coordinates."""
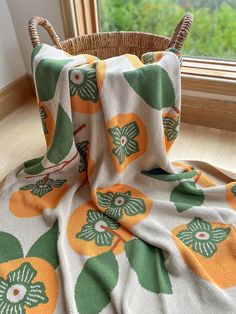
[{"left": 0, "top": 44, "right": 236, "bottom": 314}]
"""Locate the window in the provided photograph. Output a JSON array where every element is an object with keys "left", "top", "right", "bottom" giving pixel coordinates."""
[
  {"left": 98, "top": 0, "right": 236, "bottom": 61},
  {"left": 63, "top": 0, "right": 236, "bottom": 131}
]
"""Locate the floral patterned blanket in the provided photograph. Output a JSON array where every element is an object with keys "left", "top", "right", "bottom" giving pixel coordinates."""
[{"left": 0, "top": 44, "right": 236, "bottom": 314}]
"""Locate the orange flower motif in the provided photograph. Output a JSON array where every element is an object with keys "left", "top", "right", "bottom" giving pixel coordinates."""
[
  {"left": 0, "top": 262, "right": 48, "bottom": 312},
  {"left": 9, "top": 177, "right": 69, "bottom": 218},
  {"left": 76, "top": 209, "right": 120, "bottom": 247},
  {"left": 70, "top": 60, "right": 106, "bottom": 114},
  {"left": 172, "top": 219, "right": 236, "bottom": 288},
  {"left": 92, "top": 184, "right": 153, "bottom": 229},
  {"left": 0, "top": 257, "right": 58, "bottom": 313},
  {"left": 67, "top": 202, "right": 132, "bottom": 257}
]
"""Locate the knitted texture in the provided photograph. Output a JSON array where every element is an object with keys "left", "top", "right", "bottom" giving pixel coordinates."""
[{"left": 0, "top": 44, "right": 235, "bottom": 314}]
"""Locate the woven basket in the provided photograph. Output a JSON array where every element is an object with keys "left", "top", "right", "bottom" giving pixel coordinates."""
[{"left": 28, "top": 14, "right": 193, "bottom": 59}]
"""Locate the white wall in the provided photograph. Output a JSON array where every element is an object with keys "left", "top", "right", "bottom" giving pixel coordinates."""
[
  {"left": 7, "top": 0, "right": 65, "bottom": 75},
  {"left": 0, "top": 0, "right": 26, "bottom": 89}
]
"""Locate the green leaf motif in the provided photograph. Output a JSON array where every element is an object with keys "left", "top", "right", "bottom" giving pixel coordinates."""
[
  {"left": 124, "top": 64, "right": 175, "bottom": 110},
  {"left": 170, "top": 182, "right": 205, "bottom": 212},
  {"left": 0, "top": 232, "right": 23, "bottom": 263},
  {"left": 26, "top": 222, "right": 59, "bottom": 269},
  {"left": 31, "top": 44, "right": 43, "bottom": 72},
  {"left": 141, "top": 169, "right": 198, "bottom": 182},
  {"left": 35, "top": 58, "right": 72, "bottom": 101},
  {"left": 75, "top": 251, "right": 119, "bottom": 314},
  {"left": 24, "top": 156, "right": 45, "bottom": 175},
  {"left": 125, "top": 239, "right": 172, "bottom": 294},
  {"left": 47, "top": 104, "right": 73, "bottom": 164},
  {"left": 24, "top": 156, "right": 44, "bottom": 169}
]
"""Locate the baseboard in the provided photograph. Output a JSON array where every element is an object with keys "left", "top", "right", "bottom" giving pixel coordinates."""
[
  {"left": 182, "top": 96, "right": 236, "bottom": 132},
  {"left": 0, "top": 74, "right": 34, "bottom": 121}
]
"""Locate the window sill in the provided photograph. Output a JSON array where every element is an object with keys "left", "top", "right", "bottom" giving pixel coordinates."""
[
  {"left": 181, "top": 57, "right": 236, "bottom": 97},
  {"left": 181, "top": 57, "right": 236, "bottom": 132},
  {"left": 182, "top": 57, "right": 236, "bottom": 79}
]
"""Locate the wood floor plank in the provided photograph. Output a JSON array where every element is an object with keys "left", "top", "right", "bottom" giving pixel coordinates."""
[{"left": 0, "top": 100, "right": 45, "bottom": 181}]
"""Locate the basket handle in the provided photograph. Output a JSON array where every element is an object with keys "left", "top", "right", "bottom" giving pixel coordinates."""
[
  {"left": 28, "top": 14, "right": 193, "bottom": 50},
  {"left": 28, "top": 16, "right": 62, "bottom": 49},
  {"left": 169, "top": 13, "right": 193, "bottom": 50}
]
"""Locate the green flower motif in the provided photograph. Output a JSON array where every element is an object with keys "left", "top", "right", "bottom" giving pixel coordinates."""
[
  {"left": 177, "top": 217, "right": 231, "bottom": 258},
  {"left": 69, "top": 65, "right": 99, "bottom": 103},
  {"left": 97, "top": 191, "right": 146, "bottom": 221},
  {"left": 0, "top": 263, "right": 48, "bottom": 313},
  {"left": 163, "top": 116, "right": 179, "bottom": 141},
  {"left": 108, "top": 122, "right": 140, "bottom": 165},
  {"left": 142, "top": 52, "right": 155, "bottom": 64},
  {"left": 39, "top": 106, "right": 48, "bottom": 134},
  {"left": 76, "top": 210, "right": 120, "bottom": 246},
  {"left": 231, "top": 184, "right": 236, "bottom": 196},
  {"left": 76, "top": 141, "right": 89, "bottom": 173},
  {"left": 20, "top": 177, "right": 66, "bottom": 197}
]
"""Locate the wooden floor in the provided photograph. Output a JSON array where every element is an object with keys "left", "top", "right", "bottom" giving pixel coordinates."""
[{"left": 0, "top": 100, "right": 236, "bottom": 181}]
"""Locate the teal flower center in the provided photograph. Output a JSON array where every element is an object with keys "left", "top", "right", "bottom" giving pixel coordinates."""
[
  {"left": 120, "top": 136, "right": 127, "bottom": 147},
  {"left": 38, "top": 183, "right": 47, "bottom": 188},
  {"left": 71, "top": 70, "right": 84, "bottom": 85},
  {"left": 195, "top": 231, "right": 210, "bottom": 241},
  {"left": 76, "top": 209, "right": 120, "bottom": 246},
  {"left": 94, "top": 220, "right": 107, "bottom": 232},
  {"left": 6, "top": 284, "right": 27, "bottom": 303},
  {"left": 114, "top": 196, "right": 125, "bottom": 206}
]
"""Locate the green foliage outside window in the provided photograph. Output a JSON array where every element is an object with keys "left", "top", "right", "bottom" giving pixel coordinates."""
[{"left": 98, "top": 0, "right": 236, "bottom": 60}]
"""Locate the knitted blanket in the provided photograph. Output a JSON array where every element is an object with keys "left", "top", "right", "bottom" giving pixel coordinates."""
[{"left": 0, "top": 44, "right": 235, "bottom": 314}]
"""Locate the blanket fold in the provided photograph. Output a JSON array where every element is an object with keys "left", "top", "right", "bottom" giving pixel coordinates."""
[{"left": 0, "top": 44, "right": 235, "bottom": 314}]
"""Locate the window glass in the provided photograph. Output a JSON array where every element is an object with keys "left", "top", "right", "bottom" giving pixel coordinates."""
[{"left": 98, "top": 0, "right": 236, "bottom": 60}]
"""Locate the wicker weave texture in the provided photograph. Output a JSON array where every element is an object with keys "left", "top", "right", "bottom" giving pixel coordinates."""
[{"left": 28, "top": 14, "right": 193, "bottom": 58}]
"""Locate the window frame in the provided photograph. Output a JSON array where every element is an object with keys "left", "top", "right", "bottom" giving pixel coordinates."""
[{"left": 60, "top": 0, "right": 236, "bottom": 131}]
